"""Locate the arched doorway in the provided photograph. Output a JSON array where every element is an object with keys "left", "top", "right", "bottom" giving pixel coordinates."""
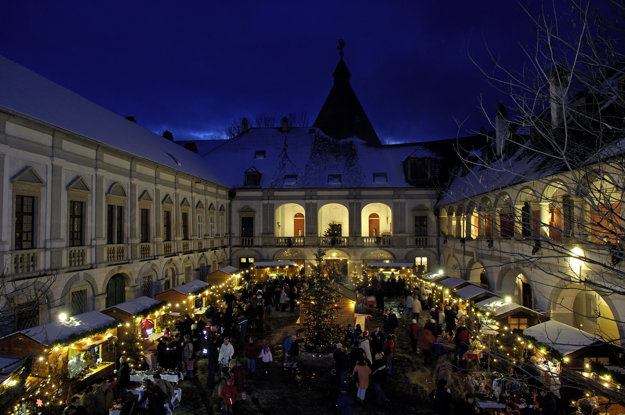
[
  {"left": 368, "top": 213, "right": 380, "bottom": 236},
  {"left": 515, "top": 274, "right": 533, "bottom": 308},
  {"left": 294, "top": 213, "right": 304, "bottom": 237},
  {"left": 106, "top": 274, "right": 126, "bottom": 307}
]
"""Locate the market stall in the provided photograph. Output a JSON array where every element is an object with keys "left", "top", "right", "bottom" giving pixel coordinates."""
[
  {"left": 206, "top": 265, "right": 238, "bottom": 286},
  {"left": 366, "top": 262, "right": 415, "bottom": 279},
  {"left": 252, "top": 261, "right": 299, "bottom": 280},
  {"left": 0, "top": 311, "right": 118, "bottom": 414},
  {"left": 156, "top": 279, "right": 209, "bottom": 315},
  {"left": 477, "top": 297, "right": 544, "bottom": 330},
  {"left": 453, "top": 284, "right": 495, "bottom": 303}
]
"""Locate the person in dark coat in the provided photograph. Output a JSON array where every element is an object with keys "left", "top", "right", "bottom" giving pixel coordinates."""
[
  {"left": 432, "top": 379, "right": 452, "bottom": 415},
  {"left": 138, "top": 380, "right": 167, "bottom": 415},
  {"left": 371, "top": 353, "right": 389, "bottom": 405},
  {"left": 116, "top": 356, "right": 131, "bottom": 396},
  {"left": 333, "top": 343, "right": 350, "bottom": 386}
]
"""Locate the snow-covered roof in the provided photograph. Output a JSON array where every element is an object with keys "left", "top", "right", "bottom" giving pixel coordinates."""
[
  {"left": 422, "top": 272, "right": 448, "bottom": 282},
  {"left": 0, "top": 56, "right": 227, "bottom": 186},
  {"left": 453, "top": 284, "right": 492, "bottom": 300},
  {"left": 367, "top": 262, "right": 415, "bottom": 268},
  {"left": 439, "top": 277, "right": 468, "bottom": 289},
  {"left": 253, "top": 261, "right": 297, "bottom": 268},
  {"left": 219, "top": 265, "right": 239, "bottom": 274},
  {"left": 15, "top": 311, "right": 116, "bottom": 346},
  {"left": 169, "top": 280, "right": 209, "bottom": 295},
  {"left": 105, "top": 296, "right": 161, "bottom": 316},
  {"left": 439, "top": 146, "right": 561, "bottom": 206},
  {"left": 523, "top": 320, "right": 600, "bottom": 355},
  {"left": 201, "top": 127, "right": 437, "bottom": 189},
  {"left": 0, "top": 356, "right": 23, "bottom": 384}
]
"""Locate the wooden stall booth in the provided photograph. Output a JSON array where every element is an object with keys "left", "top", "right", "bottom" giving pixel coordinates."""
[
  {"left": 366, "top": 262, "right": 415, "bottom": 279},
  {"left": 102, "top": 296, "right": 164, "bottom": 370},
  {"left": 477, "top": 297, "right": 545, "bottom": 331},
  {"left": 0, "top": 311, "right": 118, "bottom": 413},
  {"left": 252, "top": 261, "right": 299, "bottom": 281},
  {"left": 206, "top": 265, "right": 238, "bottom": 286},
  {"left": 453, "top": 284, "right": 496, "bottom": 304},
  {"left": 156, "top": 279, "right": 209, "bottom": 315}
]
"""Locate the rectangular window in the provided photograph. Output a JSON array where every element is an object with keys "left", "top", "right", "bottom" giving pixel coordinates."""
[
  {"left": 373, "top": 173, "right": 388, "bottom": 184},
  {"left": 328, "top": 174, "right": 342, "bottom": 185},
  {"left": 107, "top": 204, "right": 124, "bottom": 244},
  {"left": 210, "top": 215, "right": 215, "bottom": 237},
  {"left": 140, "top": 208, "right": 150, "bottom": 243},
  {"left": 562, "top": 196, "right": 575, "bottom": 237},
  {"left": 70, "top": 289, "right": 87, "bottom": 316},
  {"left": 16, "top": 301, "right": 39, "bottom": 330},
  {"left": 500, "top": 209, "right": 514, "bottom": 238},
  {"left": 507, "top": 317, "right": 529, "bottom": 330},
  {"left": 521, "top": 204, "right": 532, "bottom": 238},
  {"left": 239, "top": 257, "right": 254, "bottom": 269},
  {"left": 219, "top": 214, "right": 225, "bottom": 237},
  {"left": 284, "top": 175, "right": 297, "bottom": 186},
  {"left": 241, "top": 217, "right": 254, "bottom": 237},
  {"left": 141, "top": 275, "right": 154, "bottom": 297},
  {"left": 415, "top": 256, "right": 428, "bottom": 273},
  {"left": 197, "top": 214, "right": 204, "bottom": 238},
  {"left": 15, "top": 195, "right": 35, "bottom": 250},
  {"left": 182, "top": 212, "right": 189, "bottom": 240},
  {"left": 69, "top": 201, "right": 84, "bottom": 247},
  {"left": 414, "top": 216, "right": 428, "bottom": 236},
  {"left": 163, "top": 210, "right": 172, "bottom": 241}
]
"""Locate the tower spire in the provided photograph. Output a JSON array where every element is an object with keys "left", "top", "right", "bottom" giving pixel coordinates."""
[{"left": 337, "top": 39, "right": 345, "bottom": 59}]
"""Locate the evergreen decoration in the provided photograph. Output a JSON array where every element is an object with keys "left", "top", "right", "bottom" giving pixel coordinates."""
[
  {"left": 299, "top": 248, "right": 341, "bottom": 353},
  {"left": 48, "top": 321, "right": 121, "bottom": 348}
]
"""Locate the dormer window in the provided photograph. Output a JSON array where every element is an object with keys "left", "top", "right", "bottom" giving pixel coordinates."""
[
  {"left": 328, "top": 174, "right": 342, "bottom": 185},
  {"left": 254, "top": 150, "right": 266, "bottom": 159},
  {"left": 284, "top": 175, "right": 297, "bottom": 186},
  {"left": 373, "top": 172, "right": 388, "bottom": 184},
  {"left": 244, "top": 167, "right": 261, "bottom": 186}
]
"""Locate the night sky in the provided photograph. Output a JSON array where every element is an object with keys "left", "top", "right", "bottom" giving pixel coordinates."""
[{"left": 1, "top": 1, "right": 549, "bottom": 144}]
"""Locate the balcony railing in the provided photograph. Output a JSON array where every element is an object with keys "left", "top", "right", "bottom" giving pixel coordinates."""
[
  {"left": 275, "top": 237, "right": 305, "bottom": 247},
  {"left": 363, "top": 236, "right": 392, "bottom": 247},
  {"left": 163, "top": 241, "right": 173, "bottom": 255},
  {"left": 106, "top": 244, "right": 126, "bottom": 262},
  {"left": 68, "top": 247, "right": 87, "bottom": 267},
  {"left": 197, "top": 240, "right": 203, "bottom": 251},
  {"left": 320, "top": 236, "right": 348, "bottom": 247},
  {"left": 182, "top": 241, "right": 190, "bottom": 253},
  {"left": 12, "top": 250, "right": 40, "bottom": 274},
  {"left": 241, "top": 237, "right": 254, "bottom": 247},
  {"left": 139, "top": 243, "right": 151, "bottom": 259},
  {"left": 414, "top": 236, "right": 428, "bottom": 247}
]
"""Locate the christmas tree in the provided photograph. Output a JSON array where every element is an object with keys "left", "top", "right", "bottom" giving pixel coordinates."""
[{"left": 299, "top": 248, "right": 341, "bottom": 353}]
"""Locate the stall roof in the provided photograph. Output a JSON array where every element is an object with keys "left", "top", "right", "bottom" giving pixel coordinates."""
[
  {"left": 105, "top": 296, "right": 161, "bottom": 316},
  {"left": 422, "top": 273, "right": 448, "bottom": 282},
  {"left": 169, "top": 280, "right": 209, "bottom": 295},
  {"left": 523, "top": 320, "right": 601, "bottom": 355},
  {"left": 476, "top": 297, "right": 543, "bottom": 318},
  {"left": 219, "top": 265, "right": 239, "bottom": 274},
  {"left": 454, "top": 284, "right": 492, "bottom": 300},
  {"left": 253, "top": 261, "right": 297, "bottom": 268},
  {"left": 439, "top": 277, "right": 469, "bottom": 289},
  {"left": 14, "top": 310, "right": 116, "bottom": 346},
  {"left": 0, "top": 356, "right": 23, "bottom": 384},
  {"left": 367, "top": 262, "right": 415, "bottom": 269}
]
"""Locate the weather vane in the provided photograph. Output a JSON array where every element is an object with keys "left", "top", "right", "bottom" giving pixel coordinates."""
[{"left": 337, "top": 39, "right": 345, "bottom": 58}]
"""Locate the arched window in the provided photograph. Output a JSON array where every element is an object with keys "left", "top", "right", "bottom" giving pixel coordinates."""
[{"left": 106, "top": 274, "right": 125, "bottom": 307}]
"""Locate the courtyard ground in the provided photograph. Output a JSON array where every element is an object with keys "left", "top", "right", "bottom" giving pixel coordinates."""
[{"left": 175, "top": 300, "right": 437, "bottom": 415}]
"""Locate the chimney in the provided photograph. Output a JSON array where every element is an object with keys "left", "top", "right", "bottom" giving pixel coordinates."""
[
  {"left": 550, "top": 65, "right": 568, "bottom": 129},
  {"left": 280, "top": 116, "right": 289, "bottom": 132},
  {"left": 241, "top": 118, "right": 249, "bottom": 133},
  {"left": 495, "top": 103, "right": 508, "bottom": 157}
]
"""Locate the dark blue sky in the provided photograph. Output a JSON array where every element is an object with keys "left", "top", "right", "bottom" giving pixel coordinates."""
[{"left": 1, "top": 1, "right": 548, "bottom": 143}]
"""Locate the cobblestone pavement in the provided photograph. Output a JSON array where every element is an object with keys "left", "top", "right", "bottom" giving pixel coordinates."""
[{"left": 175, "top": 302, "right": 437, "bottom": 415}]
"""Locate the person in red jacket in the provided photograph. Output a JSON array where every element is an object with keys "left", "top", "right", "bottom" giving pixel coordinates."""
[
  {"left": 382, "top": 335, "right": 395, "bottom": 374},
  {"left": 409, "top": 319, "right": 420, "bottom": 354},
  {"left": 221, "top": 376, "right": 237, "bottom": 414},
  {"left": 243, "top": 337, "right": 261, "bottom": 374}
]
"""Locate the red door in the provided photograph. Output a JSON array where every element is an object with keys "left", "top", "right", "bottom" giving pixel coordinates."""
[
  {"left": 293, "top": 213, "right": 304, "bottom": 237},
  {"left": 369, "top": 213, "right": 380, "bottom": 236}
]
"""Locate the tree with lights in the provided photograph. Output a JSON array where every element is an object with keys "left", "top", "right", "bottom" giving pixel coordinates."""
[{"left": 299, "top": 248, "right": 341, "bottom": 353}]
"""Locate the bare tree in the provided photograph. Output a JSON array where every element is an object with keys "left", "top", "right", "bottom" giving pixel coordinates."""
[{"left": 439, "top": 0, "right": 625, "bottom": 407}]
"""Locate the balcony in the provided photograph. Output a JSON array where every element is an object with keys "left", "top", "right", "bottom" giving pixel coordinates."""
[
  {"left": 241, "top": 237, "right": 254, "bottom": 247},
  {"left": 139, "top": 243, "right": 151, "bottom": 259},
  {"left": 414, "top": 236, "right": 428, "bottom": 247},
  {"left": 106, "top": 244, "right": 126, "bottom": 263},
  {"left": 275, "top": 237, "right": 305, "bottom": 247},
  {"left": 11, "top": 250, "right": 40, "bottom": 274},
  {"left": 363, "top": 236, "right": 392, "bottom": 247},
  {"left": 320, "top": 236, "right": 348, "bottom": 247},
  {"left": 67, "top": 247, "right": 87, "bottom": 267},
  {"left": 182, "top": 241, "right": 191, "bottom": 253},
  {"left": 163, "top": 241, "right": 173, "bottom": 255},
  {"left": 197, "top": 240, "right": 203, "bottom": 251}
]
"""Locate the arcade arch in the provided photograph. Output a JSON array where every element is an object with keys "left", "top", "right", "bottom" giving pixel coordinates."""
[{"left": 361, "top": 203, "right": 392, "bottom": 236}]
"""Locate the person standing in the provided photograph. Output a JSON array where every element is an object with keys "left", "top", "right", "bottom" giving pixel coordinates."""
[
  {"left": 352, "top": 359, "right": 372, "bottom": 403},
  {"left": 244, "top": 337, "right": 261, "bottom": 374},
  {"left": 371, "top": 353, "right": 389, "bottom": 405},
  {"left": 409, "top": 319, "right": 420, "bottom": 354},
  {"left": 206, "top": 336, "right": 219, "bottom": 388},
  {"left": 287, "top": 335, "right": 299, "bottom": 369},
  {"left": 182, "top": 334, "right": 194, "bottom": 378},
  {"left": 218, "top": 337, "right": 235, "bottom": 368},
  {"left": 116, "top": 356, "right": 130, "bottom": 396},
  {"left": 258, "top": 344, "right": 273, "bottom": 375},
  {"left": 282, "top": 333, "right": 293, "bottom": 367},
  {"left": 412, "top": 295, "right": 423, "bottom": 322},
  {"left": 382, "top": 334, "right": 395, "bottom": 374},
  {"left": 336, "top": 388, "right": 355, "bottom": 415},
  {"left": 432, "top": 379, "right": 452, "bottom": 415},
  {"left": 405, "top": 292, "right": 414, "bottom": 320},
  {"left": 333, "top": 343, "right": 349, "bottom": 386}
]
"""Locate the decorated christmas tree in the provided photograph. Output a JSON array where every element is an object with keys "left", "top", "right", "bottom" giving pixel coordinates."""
[{"left": 299, "top": 248, "right": 341, "bottom": 353}]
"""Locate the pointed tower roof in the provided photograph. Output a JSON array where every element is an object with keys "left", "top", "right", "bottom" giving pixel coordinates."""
[{"left": 314, "top": 46, "right": 381, "bottom": 147}]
